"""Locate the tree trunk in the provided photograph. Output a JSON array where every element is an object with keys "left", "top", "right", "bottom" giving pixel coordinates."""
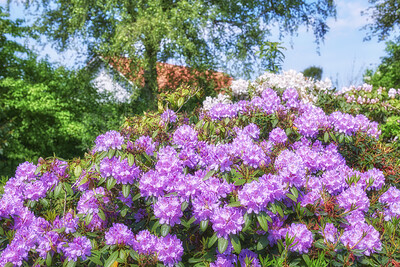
[{"left": 142, "top": 44, "right": 158, "bottom": 106}]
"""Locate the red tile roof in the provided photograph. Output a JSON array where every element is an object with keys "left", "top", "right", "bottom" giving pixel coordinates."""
[{"left": 105, "top": 57, "right": 232, "bottom": 93}]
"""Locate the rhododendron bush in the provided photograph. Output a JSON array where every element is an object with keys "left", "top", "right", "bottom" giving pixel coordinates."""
[{"left": 1, "top": 72, "right": 400, "bottom": 267}]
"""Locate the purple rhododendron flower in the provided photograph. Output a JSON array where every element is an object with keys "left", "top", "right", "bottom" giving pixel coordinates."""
[
  {"left": 211, "top": 205, "right": 244, "bottom": 239},
  {"left": 208, "top": 103, "right": 238, "bottom": 120},
  {"left": 238, "top": 174, "right": 286, "bottom": 214},
  {"left": 379, "top": 186, "right": 400, "bottom": 221},
  {"left": 269, "top": 127, "right": 287, "bottom": 144},
  {"left": 135, "top": 135, "right": 157, "bottom": 156},
  {"left": 275, "top": 149, "right": 306, "bottom": 187},
  {"left": 294, "top": 104, "right": 329, "bottom": 138},
  {"left": 161, "top": 108, "right": 177, "bottom": 123},
  {"left": 53, "top": 211, "right": 79, "bottom": 234},
  {"left": 100, "top": 156, "right": 140, "bottom": 184},
  {"left": 105, "top": 223, "right": 135, "bottom": 246},
  {"left": 156, "top": 234, "right": 184, "bottom": 266},
  {"left": 337, "top": 185, "right": 370, "bottom": 213},
  {"left": 210, "top": 254, "right": 237, "bottom": 267},
  {"left": 231, "top": 134, "right": 269, "bottom": 169},
  {"left": 153, "top": 195, "right": 183, "bottom": 226},
  {"left": 58, "top": 236, "right": 92, "bottom": 262},
  {"left": 15, "top": 161, "right": 37, "bottom": 182},
  {"left": 340, "top": 222, "right": 382, "bottom": 256},
  {"left": 358, "top": 168, "right": 385, "bottom": 191},
  {"left": 321, "top": 223, "right": 338, "bottom": 243},
  {"left": 94, "top": 130, "right": 124, "bottom": 152},
  {"left": 133, "top": 230, "right": 158, "bottom": 254},
  {"left": 173, "top": 124, "right": 198, "bottom": 148},
  {"left": 283, "top": 223, "right": 313, "bottom": 254},
  {"left": 238, "top": 249, "right": 261, "bottom": 267}
]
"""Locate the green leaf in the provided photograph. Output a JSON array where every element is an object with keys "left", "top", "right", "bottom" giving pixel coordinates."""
[
  {"left": 107, "top": 149, "right": 115, "bottom": 159},
  {"left": 177, "top": 97, "right": 184, "bottom": 108},
  {"left": 53, "top": 227, "right": 66, "bottom": 233},
  {"left": 54, "top": 183, "right": 63, "bottom": 198},
  {"left": 128, "top": 154, "right": 135, "bottom": 167},
  {"left": 46, "top": 251, "right": 52, "bottom": 266},
  {"left": 203, "top": 169, "right": 216, "bottom": 181},
  {"left": 161, "top": 224, "right": 170, "bottom": 237},
  {"left": 234, "top": 179, "right": 246, "bottom": 186},
  {"left": 286, "top": 193, "right": 297, "bottom": 202},
  {"left": 89, "top": 256, "right": 103, "bottom": 266},
  {"left": 66, "top": 260, "right": 77, "bottom": 267},
  {"left": 104, "top": 251, "right": 119, "bottom": 267},
  {"left": 106, "top": 177, "right": 117, "bottom": 190},
  {"left": 85, "top": 212, "right": 94, "bottom": 225},
  {"left": 64, "top": 183, "right": 73, "bottom": 196},
  {"left": 152, "top": 129, "right": 159, "bottom": 139},
  {"left": 256, "top": 212, "right": 269, "bottom": 232},
  {"left": 230, "top": 234, "right": 241, "bottom": 254},
  {"left": 122, "top": 184, "right": 130, "bottom": 198},
  {"left": 302, "top": 254, "right": 311, "bottom": 265},
  {"left": 187, "top": 216, "right": 196, "bottom": 225},
  {"left": 181, "top": 201, "right": 189, "bottom": 211},
  {"left": 98, "top": 209, "right": 106, "bottom": 221},
  {"left": 74, "top": 165, "right": 82, "bottom": 178},
  {"left": 242, "top": 213, "right": 252, "bottom": 232},
  {"left": 227, "top": 201, "right": 241, "bottom": 207},
  {"left": 276, "top": 205, "right": 284, "bottom": 217},
  {"left": 324, "top": 132, "right": 329, "bottom": 143},
  {"left": 200, "top": 220, "right": 208, "bottom": 232},
  {"left": 218, "top": 237, "right": 229, "bottom": 254},
  {"left": 132, "top": 192, "right": 141, "bottom": 201},
  {"left": 256, "top": 235, "right": 269, "bottom": 250},
  {"left": 208, "top": 233, "right": 218, "bottom": 248}
]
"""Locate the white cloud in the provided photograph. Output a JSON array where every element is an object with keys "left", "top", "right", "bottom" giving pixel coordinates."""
[{"left": 327, "top": 0, "right": 371, "bottom": 31}]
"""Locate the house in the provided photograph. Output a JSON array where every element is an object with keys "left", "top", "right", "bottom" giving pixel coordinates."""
[{"left": 88, "top": 56, "right": 233, "bottom": 103}]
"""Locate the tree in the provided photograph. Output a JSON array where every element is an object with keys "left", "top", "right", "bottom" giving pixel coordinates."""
[
  {"left": 0, "top": 7, "right": 130, "bottom": 177},
  {"left": 362, "top": 0, "right": 400, "bottom": 41},
  {"left": 25, "top": 0, "right": 336, "bottom": 102},
  {"left": 303, "top": 66, "right": 323, "bottom": 80},
  {"left": 364, "top": 41, "right": 400, "bottom": 89}
]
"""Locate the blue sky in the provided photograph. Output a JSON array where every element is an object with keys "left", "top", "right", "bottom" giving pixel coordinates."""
[{"left": 1, "top": 0, "right": 389, "bottom": 89}]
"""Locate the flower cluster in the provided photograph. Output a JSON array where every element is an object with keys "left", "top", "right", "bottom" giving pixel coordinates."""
[
  {"left": 105, "top": 223, "right": 135, "bottom": 246},
  {"left": 100, "top": 156, "right": 141, "bottom": 184},
  {"left": 132, "top": 230, "right": 184, "bottom": 266},
  {"left": 0, "top": 77, "right": 391, "bottom": 266},
  {"left": 280, "top": 223, "right": 314, "bottom": 254},
  {"left": 94, "top": 130, "right": 124, "bottom": 152},
  {"left": 379, "top": 186, "right": 400, "bottom": 221}
]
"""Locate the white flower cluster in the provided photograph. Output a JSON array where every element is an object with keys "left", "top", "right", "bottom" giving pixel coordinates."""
[
  {"left": 202, "top": 70, "right": 333, "bottom": 109},
  {"left": 202, "top": 93, "right": 232, "bottom": 110},
  {"left": 255, "top": 70, "right": 332, "bottom": 103},
  {"left": 92, "top": 65, "right": 132, "bottom": 103},
  {"left": 230, "top": 79, "right": 249, "bottom": 97},
  {"left": 388, "top": 88, "right": 399, "bottom": 98}
]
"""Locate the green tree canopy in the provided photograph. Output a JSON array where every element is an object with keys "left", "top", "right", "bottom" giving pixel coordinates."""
[
  {"left": 0, "top": 7, "right": 131, "bottom": 177},
  {"left": 25, "top": 0, "right": 336, "bottom": 101},
  {"left": 303, "top": 66, "right": 323, "bottom": 81},
  {"left": 365, "top": 40, "right": 400, "bottom": 89}
]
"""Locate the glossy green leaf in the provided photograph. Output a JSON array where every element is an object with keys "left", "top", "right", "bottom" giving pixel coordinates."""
[
  {"left": 122, "top": 184, "right": 130, "bottom": 198},
  {"left": 230, "top": 234, "right": 241, "bottom": 254},
  {"left": 161, "top": 224, "right": 170, "bottom": 237},
  {"left": 218, "top": 237, "right": 229, "bottom": 254},
  {"left": 200, "top": 220, "right": 208, "bottom": 232},
  {"left": 104, "top": 251, "right": 119, "bottom": 267}
]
